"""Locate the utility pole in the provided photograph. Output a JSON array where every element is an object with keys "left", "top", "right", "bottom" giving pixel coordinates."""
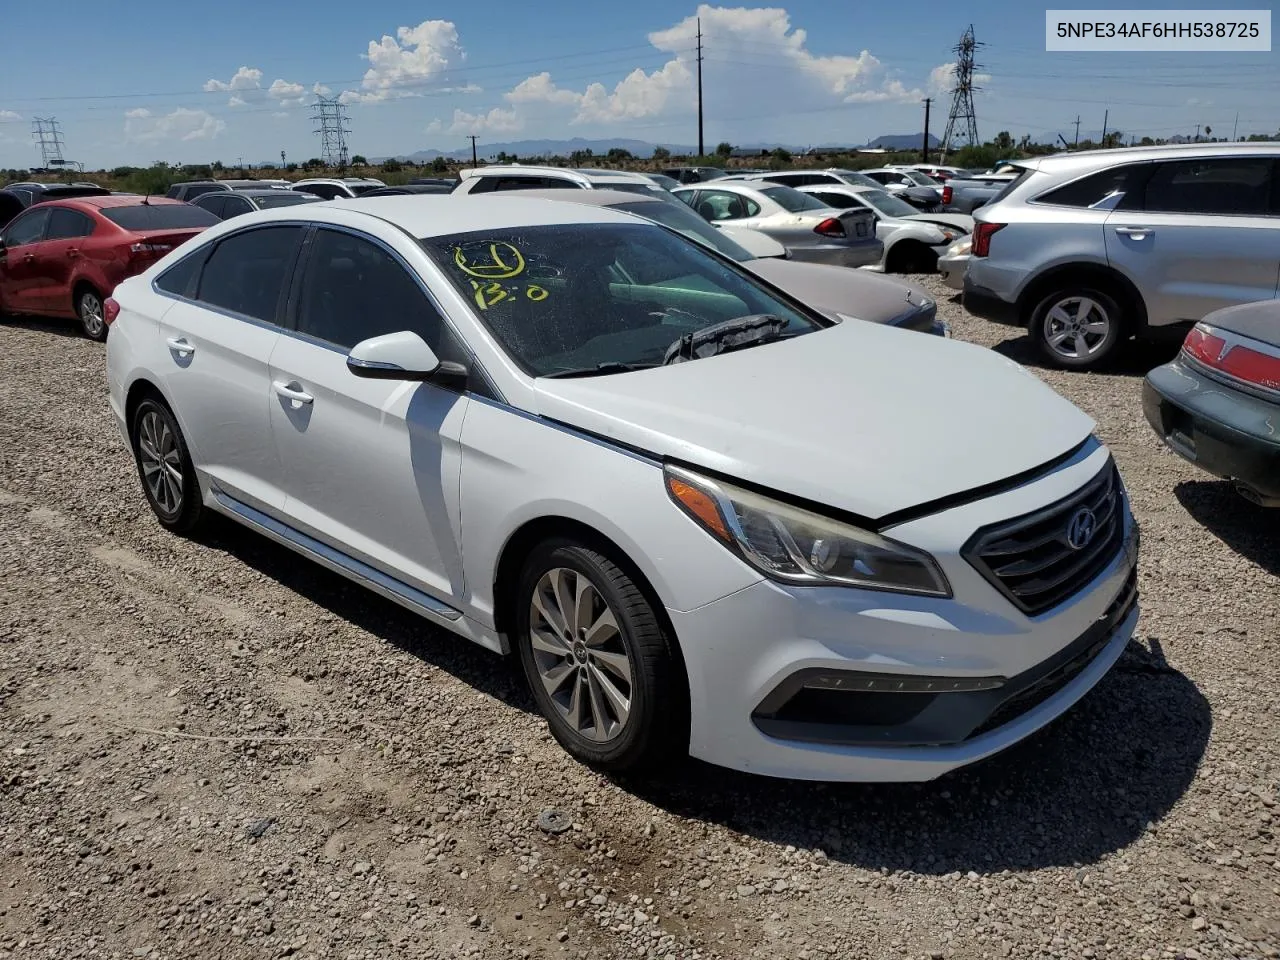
[
  {"left": 1101, "top": 109, "right": 1108, "bottom": 147},
  {"left": 468, "top": 135, "right": 478, "bottom": 167},
  {"left": 1194, "top": 123, "right": 1200, "bottom": 143},
  {"left": 280, "top": 150, "right": 286, "bottom": 168},
  {"left": 921, "top": 98, "right": 932, "bottom": 163},
  {"left": 1233, "top": 112, "right": 1239, "bottom": 140},
  {"left": 696, "top": 17, "right": 705, "bottom": 158},
  {"left": 1073, "top": 115, "right": 1081, "bottom": 148}
]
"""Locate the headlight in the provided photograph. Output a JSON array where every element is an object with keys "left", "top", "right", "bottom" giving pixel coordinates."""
[
  {"left": 945, "top": 237, "right": 972, "bottom": 257},
  {"left": 664, "top": 465, "right": 951, "bottom": 597},
  {"left": 938, "top": 228, "right": 959, "bottom": 242}
]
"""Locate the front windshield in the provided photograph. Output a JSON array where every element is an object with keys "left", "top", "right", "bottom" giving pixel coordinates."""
[
  {"left": 422, "top": 222, "right": 820, "bottom": 376},
  {"left": 758, "top": 184, "right": 829, "bottom": 213},
  {"left": 596, "top": 181, "right": 666, "bottom": 196},
  {"left": 834, "top": 171, "right": 882, "bottom": 189},
  {"left": 858, "top": 189, "right": 920, "bottom": 219},
  {"left": 903, "top": 170, "right": 940, "bottom": 186},
  {"left": 615, "top": 199, "right": 754, "bottom": 262}
]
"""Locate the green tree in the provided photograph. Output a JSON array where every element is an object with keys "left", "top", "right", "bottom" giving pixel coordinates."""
[
  {"left": 715, "top": 141, "right": 733, "bottom": 158},
  {"left": 350, "top": 154, "right": 368, "bottom": 166},
  {"left": 381, "top": 160, "right": 402, "bottom": 173},
  {"left": 651, "top": 145, "right": 671, "bottom": 161},
  {"left": 285, "top": 162, "right": 299, "bottom": 172},
  {"left": 304, "top": 158, "right": 323, "bottom": 170},
  {"left": 124, "top": 161, "right": 178, "bottom": 196},
  {"left": 992, "top": 130, "right": 1014, "bottom": 151},
  {"left": 211, "top": 160, "right": 224, "bottom": 172},
  {"left": 431, "top": 156, "right": 449, "bottom": 173},
  {"left": 605, "top": 147, "right": 633, "bottom": 164}
]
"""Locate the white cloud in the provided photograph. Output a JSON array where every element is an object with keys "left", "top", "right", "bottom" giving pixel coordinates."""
[
  {"left": 425, "top": 119, "right": 443, "bottom": 135},
  {"left": 204, "top": 66, "right": 262, "bottom": 93},
  {"left": 929, "top": 62, "right": 992, "bottom": 95},
  {"left": 480, "top": 4, "right": 938, "bottom": 135},
  {"left": 313, "top": 82, "right": 332, "bottom": 97},
  {"left": 447, "top": 106, "right": 521, "bottom": 136},
  {"left": 1186, "top": 97, "right": 1212, "bottom": 107},
  {"left": 0, "top": 110, "right": 21, "bottom": 121},
  {"left": 268, "top": 78, "right": 307, "bottom": 107},
  {"left": 204, "top": 65, "right": 310, "bottom": 107},
  {"left": 125, "top": 107, "right": 225, "bottom": 143},
  {"left": 343, "top": 19, "right": 465, "bottom": 102}
]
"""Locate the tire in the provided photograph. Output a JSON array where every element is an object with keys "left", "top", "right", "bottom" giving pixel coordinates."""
[
  {"left": 1030, "top": 285, "right": 1125, "bottom": 370},
  {"left": 75, "top": 286, "right": 107, "bottom": 341},
  {"left": 888, "top": 241, "right": 937, "bottom": 275},
  {"left": 514, "top": 539, "right": 687, "bottom": 773},
  {"left": 129, "top": 397, "right": 206, "bottom": 534}
]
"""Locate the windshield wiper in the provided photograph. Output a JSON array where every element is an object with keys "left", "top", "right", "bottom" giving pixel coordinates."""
[
  {"left": 661, "top": 314, "right": 787, "bottom": 365},
  {"left": 541, "top": 361, "right": 657, "bottom": 379}
]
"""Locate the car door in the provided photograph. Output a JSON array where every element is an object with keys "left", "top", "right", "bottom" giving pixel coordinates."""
[
  {"left": 267, "top": 226, "right": 470, "bottom": 600},
  {"left": 221, "top": 195, "right": 254, "bottom": 219},
  {"left": 1104, "top": 156, "right": 1280, "bottom": 325},
  {"left": 194, "top": 195, "right": 227, "bottom": 220},
  {"left": 156, "top": 224, "right": 305, "bottom": 513},
  {"left": 35, "top": 207, "right": 95, "bottom": 311},
  {"left": 0, "top": 208, "right": 52, "bottom": 314}
]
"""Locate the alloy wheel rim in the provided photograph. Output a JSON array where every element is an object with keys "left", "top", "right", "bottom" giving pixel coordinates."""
[
  {"left": 137, "top": 411, "right": 183, "bottom": 516},
  {"left": 1044, "top": 296, "right": 1110, "bottom": 359},
  {"left": 80, "top": 293, "right": 104, "bottom": 336},
  {"left": 528, "top": 567, "right": 633, "bottom": 743}
]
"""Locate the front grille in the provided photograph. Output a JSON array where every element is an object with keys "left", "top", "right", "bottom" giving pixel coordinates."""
[{"left": 963, "top": 460, "right": 1125, "bottom": 617}]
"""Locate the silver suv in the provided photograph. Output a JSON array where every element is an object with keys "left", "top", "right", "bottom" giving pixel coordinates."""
[{"left": 964, "top": 143, "right": 1280, "bottom": 369}]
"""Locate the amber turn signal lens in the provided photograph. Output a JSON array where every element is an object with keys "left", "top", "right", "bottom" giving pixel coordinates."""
[{"left": 666, "top": 477, "right": 730, "bottom": 541}]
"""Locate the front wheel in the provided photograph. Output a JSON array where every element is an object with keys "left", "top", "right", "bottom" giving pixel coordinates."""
[
  {"left": 76, "top": 287, "right": 107, "bottom": 341},
  {"left": 129, "top": 397, "right": 206, "bottom": 534},
  {"left": 1030, "top": 286, "right": 1124, "bottom": 369},
  {"left": 514, "top": 540, "right": 687, "bottom": 773}
]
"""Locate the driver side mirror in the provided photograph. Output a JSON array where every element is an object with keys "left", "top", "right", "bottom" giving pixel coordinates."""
[{"left": 346, "top": 330, "right": 467, "bottom": 383}]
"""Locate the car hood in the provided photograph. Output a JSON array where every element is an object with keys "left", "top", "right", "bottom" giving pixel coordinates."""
[
  {"left": 742, "top": 258, "right": 929, "bottom": 325},
  {"left": 531, "top": 320, "right": 1094, "bottom": 520},
  {"left": 903, "top": 186, "right": 942, "bottom": 203},
  {"left": 904, "top": 213, "right": 973, "bottom": 232}
]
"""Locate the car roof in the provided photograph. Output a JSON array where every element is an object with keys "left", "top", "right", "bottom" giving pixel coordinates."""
[
  {"left": 233, "top": 189, "right": 314, "bottom": 198},
  {"left": 48, "top": 195, "right": 189, "bottom": 211},
  {"left": 493, "top": 188, "right": 663, "bottom": 209},
  {"left": 672, "top": 180, "right": 771, "bottom": 195},
  {"left": 237, "top": 194, "right": 643, "bottom": 238},
  {"left": 458, "top": 164, "right": 654, "bottom": 185}
]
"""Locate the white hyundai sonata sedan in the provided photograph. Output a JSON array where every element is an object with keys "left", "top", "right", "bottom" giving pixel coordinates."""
[{"left": 104, "top": 195, "right": 1140, "bottom": 782}]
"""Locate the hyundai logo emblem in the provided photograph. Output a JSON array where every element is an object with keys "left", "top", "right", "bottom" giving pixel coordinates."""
[{"left": 1065, "top": 507, "right": 1097, "bottom": 551}]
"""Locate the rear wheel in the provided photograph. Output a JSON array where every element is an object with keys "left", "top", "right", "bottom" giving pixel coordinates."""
[
  {"left": 1030, "top": 285, "right": 1124, "bottom": 369},
  {"left": 887, "top": 241, "right": 938, "bottom": 274},
  {"left": 514, "top": 539, "right": 686, "bottom": 773},
  {"left": 76, "top": 287, "right": 107, "bottom": 341},
  {"left": 129, "top": 397, "right": 206, "bottom": 534}
]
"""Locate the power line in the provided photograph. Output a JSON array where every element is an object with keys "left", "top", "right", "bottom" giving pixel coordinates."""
[
  {"left": 940, "top": 25, "right": 983, "bottom": 159},
  {"left": 310, "top": 96, "right": 350, "bottom": 168}
]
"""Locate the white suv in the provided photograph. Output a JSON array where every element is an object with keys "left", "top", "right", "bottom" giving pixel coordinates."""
[
  {"left": 104, "top": 195, "right": 1138, "bottom": 782},
  {"left": 965, "top": 143, "right": 1280, "bottom": 369},
  {"left": 452, "top": 164, "right": 668, "bottom": 197}
]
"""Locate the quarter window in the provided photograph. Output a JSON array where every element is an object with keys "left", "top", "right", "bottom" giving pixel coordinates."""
[
  {"left": 296, "top": 228, "right": 456, "bottom": 356},
  {"left": 45, "top": 208, "right": 94, "bottom": 240},
  {"left": 3, "top": 208, "right": 50, "bottom": 247},
  {"left": 1141, "top": 158, "right": 1274, "bottom": 216},
  {"left": 195, "top": 226, "right": 303, "bottom": 323},
  {"left": 154, "top": 249, "right": 208, "bottom": 297},
  {"left": 1036, "top": 164, "right": 1144, "bottom": 209}
]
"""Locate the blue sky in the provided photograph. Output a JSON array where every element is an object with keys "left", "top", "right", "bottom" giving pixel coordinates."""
[{"left": 0, "top": 1, "right": 1274, "bottom": 168}]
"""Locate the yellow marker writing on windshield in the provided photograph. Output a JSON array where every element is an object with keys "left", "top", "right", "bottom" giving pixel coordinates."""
[{"left": 454, "top": 241, "right": 526, "bottom": 280}]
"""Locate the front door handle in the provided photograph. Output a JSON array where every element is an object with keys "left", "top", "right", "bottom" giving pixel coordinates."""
[
  {"left": 66, "top": 248, "right": 79, "bottom": 259},
  {"left": 273, "top": 380, "right": 314, "bottom": 405},
  {"left": 166, "top": 336, "right": 195, "bottom": 357},
  {"left": 1114, "top": 226, "right": 1154, "bottom": 238}
]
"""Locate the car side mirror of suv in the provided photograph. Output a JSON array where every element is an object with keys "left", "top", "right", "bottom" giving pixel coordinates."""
[{"left": 347, "top": 330, "right": 466, "bottom": 383}]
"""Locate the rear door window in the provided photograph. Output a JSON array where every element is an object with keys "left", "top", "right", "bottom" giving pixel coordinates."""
[
  {"left": 195, "top": 195, "right": 227, "bottom": 219},
  {"left": 194, "top": 226, "right": 304, "bottom": 323},
  {"left": 45, "top": 208, "right": 95, "bottom": 240},
  {"left": 1140, "top": 158, "right": 1273, "bottom": 216}
]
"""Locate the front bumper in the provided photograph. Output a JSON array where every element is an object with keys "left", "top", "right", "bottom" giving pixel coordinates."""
[
  {"left": 938, "top": 252, "right": 969, "bottom": 290},
  {"left": 1144, "top": 359, "right": 1280, "bottom": 504},
  {"left": 791, "top": 240, "right": 884, "bottom": 269},
  {"left": 668, "top": 443, "right": 1139, "bottom": 782}
]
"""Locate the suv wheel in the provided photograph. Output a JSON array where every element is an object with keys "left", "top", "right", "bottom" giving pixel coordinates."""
[
  {"left": 1031, "top": 287, "right": 1123, "bottom": 369},
  {"left": 514, "top": 539, "right": 686, "bottom": 773}
]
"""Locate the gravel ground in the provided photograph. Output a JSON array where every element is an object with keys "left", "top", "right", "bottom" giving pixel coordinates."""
[{"left": 2, "top": 276, "right": 1279, "bottom": 960}]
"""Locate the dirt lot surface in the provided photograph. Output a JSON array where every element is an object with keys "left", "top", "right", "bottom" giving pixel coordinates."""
[{"left": 2, "top": 276, "right": 1279, "bottom": 960}]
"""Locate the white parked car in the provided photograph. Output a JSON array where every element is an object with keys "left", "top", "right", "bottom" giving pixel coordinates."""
[
  {"left": 105, "top": 196, "right": 1139, "bottom": 782},
  {"left": 796, "top": 183, "right": 972, "bottom": 274},
  {"left": 292, "top": 177, "right": 386, "bottom": 200}
]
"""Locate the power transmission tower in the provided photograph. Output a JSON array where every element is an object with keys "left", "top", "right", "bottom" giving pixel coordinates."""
[
  {"left": 31, "top": 117, "right": 66, "bottom": 168},
  {"left": 921, "top": 98, "right": 932, "bottom": 163},
  {"left": 310, "top": 96, "right": 351, "bottom": 169},
  {"left": 695, "top": 17, "right": 704, "bottom": 158},
  {"left": 940, "top": 25, "right": 983, "bottom": 160}
]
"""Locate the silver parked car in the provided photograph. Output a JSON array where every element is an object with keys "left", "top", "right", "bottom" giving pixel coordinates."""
[
  {"left": 860, "top": 169, "right": 945, "bottom": 211},
  {"left": 513, "top": 188, "right": 945, "bottom": 335},
  {"left": 964, "top": 142, "right": 1280, "bottom": 369},
  {"left": 796, "top": 183, "right": 971, "bottom": 274},
  {"left": 671, "top": 181, "right": 881, "bottom": 268}
]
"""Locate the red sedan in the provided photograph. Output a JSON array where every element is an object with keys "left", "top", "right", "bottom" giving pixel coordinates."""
[{"left": 0, "top": 196, "right": 217, "bottom": 340}]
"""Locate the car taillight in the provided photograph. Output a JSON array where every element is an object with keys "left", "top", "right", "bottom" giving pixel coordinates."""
[
  {"left": 103, "top": 298, "right": 120, "bottom": 327},
  {"left": 814, "top": 217, "right": 846, "bottom": 238},
  {"left": 1183, "top": 323, "right": 1280, "bottom": 394},
  {"left": 971, "top": 221, "right": 1005, "bottom": 257},
  {"left": 941, "top": 185, "right": 953, "bottom": 205}
]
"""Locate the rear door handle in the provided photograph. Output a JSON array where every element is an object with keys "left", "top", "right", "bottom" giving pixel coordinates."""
[
  {"left": 273, "top": 380, "right": 314, "bottom": 405},
  {"left": 66, "top": 248, "right": 79, "bottom": 259},
  {"left": 166, "top": 336, "right": 195, "bottom": 357},
  {"left": 1115, "top": 226, "right": 1154, "bottom": 237}
]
